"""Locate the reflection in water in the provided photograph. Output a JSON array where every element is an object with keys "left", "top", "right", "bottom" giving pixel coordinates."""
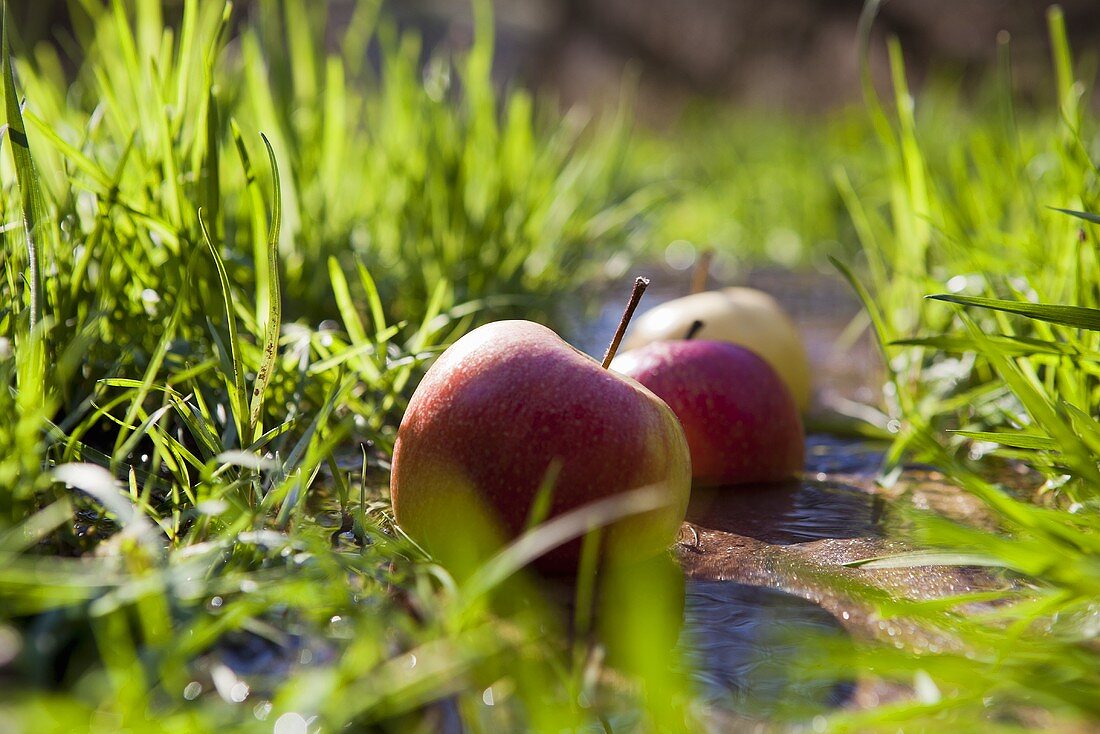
[
  {"left": 681, "top": 580, "right": 854, "bottom": 715},
  {"left": 687, "top": 480, "right": 886, "bottom": 544},
  {"left": 804, "top": 433, "right": 886, "bottom": 476}
]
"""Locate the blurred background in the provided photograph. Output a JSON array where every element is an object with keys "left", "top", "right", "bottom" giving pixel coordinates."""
[
  {"left": 15, "top": 0, "right": 1100, "bottom": 119},
  {"left": 15, "top": 0, "right": 1098, "bottom": 288},
  {"left": 392, "top": 0, "right": 1100, "bottom": 120}
]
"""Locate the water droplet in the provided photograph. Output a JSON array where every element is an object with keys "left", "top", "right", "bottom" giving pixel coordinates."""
[
  {"left": 230, "top": 681, "right": 250, "bottom": 703},
  {"left": 254, "top": 701, "right": 273, "bottom": 720},
  {"left": 914, "top": 670, "right": 940, "bottom": 704},
  {"left": 273, "top": 712, "right": 308, "bottom": 734}
]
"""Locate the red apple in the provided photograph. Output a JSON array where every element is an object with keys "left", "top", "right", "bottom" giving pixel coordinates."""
[
  {"left": 623, "top": 288, "right": 812, "bottom": 412},
  {"left": 611, "top": 340, "right": 804, "bottom": 486},
  {"left": 390, "top": 319, "right": 692, "bottom": 575}
]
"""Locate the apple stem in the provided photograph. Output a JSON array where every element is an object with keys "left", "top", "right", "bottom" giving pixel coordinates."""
[
  {"left": 601, "top": 276, "right": 650, "bottom": 369},
  {"left": 691, "top": 249, "right": 714, "bottom": 294},
  {"left": 684, "top": 320, "right": 705, "bottom": 340}
]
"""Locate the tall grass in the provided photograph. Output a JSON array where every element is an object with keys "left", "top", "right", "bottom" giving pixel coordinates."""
[
  {"left": 821, "top": 3, "right": 1100, "bottom": 729},
  {"left": 0, "top": 1, "right": 689, "bottom": 731}
]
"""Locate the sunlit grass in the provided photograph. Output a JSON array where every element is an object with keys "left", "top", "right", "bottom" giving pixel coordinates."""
[
  {"left": 624, "top": 1, "right": 1100, "bottom": 727},
  {"left": 0, "top": 0, "right": 688, "bottom": 730},
  {"left": 813, "top": 3, "right": 1100, "bottom": 730},
  {"left": 628, "top": 107, "right": 878, "bottom": 270}
]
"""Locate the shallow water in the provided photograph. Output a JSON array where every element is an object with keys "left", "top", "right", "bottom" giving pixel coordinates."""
[
  {"left": 682, "top": 580, "right": 855, "bottom": 715},
  {"left": 686, "top": 478, "right": 886, "bottom": 545},
  {"left": 674, "top": 435, "right": 885, "bottom": 718},
  {"left": 670, "top": 435, "right": 1006, "bottom": 721}
]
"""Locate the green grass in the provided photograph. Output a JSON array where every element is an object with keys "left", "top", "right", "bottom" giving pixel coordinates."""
[
  {"left": 4, "top": 0, "right": 1100, "bottom": 731},
  {"left": 626, "top": 22, "right": 1093, "bottom": 278},
  {"left": 814, "top": 4, "right": 1100, "bottom": 730},
  {"left": 620, "top": 2, "right": 1100, "bottom": 729},
  {"left": 0, "top": 1, "right": 687, "bottom": 731}
]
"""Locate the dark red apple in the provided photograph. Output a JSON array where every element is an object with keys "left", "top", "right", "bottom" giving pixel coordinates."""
[
  {"left": 390, "top": 319, "right": 692, "bottom": 575},
  {"left": 611, "top": 340, "right": 804, "bottom": 486},
  {"left": 623, "top": 287, "right": 812, "bottom": 412}
]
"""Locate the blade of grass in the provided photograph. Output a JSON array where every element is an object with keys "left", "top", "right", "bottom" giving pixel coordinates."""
[
  {"left": 928, "top": 293, "right": 1100, "bottom": 331},
  {"left": 198, "top": 210, "right": 248, "bottom": 445},
  {"left": 950, "top": 430, "right": 1057, "bottom": 451},
  {"left": 248, "top": 134, "right": 283, "bottom": 442},
  {"left": 2, "top": 2, "right": 58, "bottom": 329}
]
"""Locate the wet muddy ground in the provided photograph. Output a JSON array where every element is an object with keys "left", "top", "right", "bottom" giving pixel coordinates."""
[{"left": 676, "top": 435, "right": 1004, "bottom": 720}]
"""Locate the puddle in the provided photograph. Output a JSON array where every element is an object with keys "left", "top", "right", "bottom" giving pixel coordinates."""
[
  {"left": 681, "top": 580, "right": 854, "bottom": 715},
  {"left": 805, "top": 434, "right": 886, "bottom": 476},
  {"left": 686, "top": 480, "right": 886, "bottom": 545},
  {"left": 680, "top": 434, "right": 889, "bottom": 545},
  {"left": 189, "top": 628, "right": 339, "bottom": 707}
]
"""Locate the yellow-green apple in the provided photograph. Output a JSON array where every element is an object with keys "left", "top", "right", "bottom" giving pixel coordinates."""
[
  {"left": 611, "top": 340, "right": 804, "bottom": 486},
  {"left": 390, "top": 294, "right": 692, "bottom": 575},
  {"left": 623, "top": 287, "right": 812, "bottom": 411}
]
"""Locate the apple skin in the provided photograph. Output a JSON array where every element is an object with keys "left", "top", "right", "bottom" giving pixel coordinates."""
[
  {"left": 390, "top": 320, "right": 692, "bottom": 575},
  {"left": 622, "top": 287, "right": 812, "bottom": 412},
  {"left": 611, "top": 340, "right": 804, "bottom": 486}
]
